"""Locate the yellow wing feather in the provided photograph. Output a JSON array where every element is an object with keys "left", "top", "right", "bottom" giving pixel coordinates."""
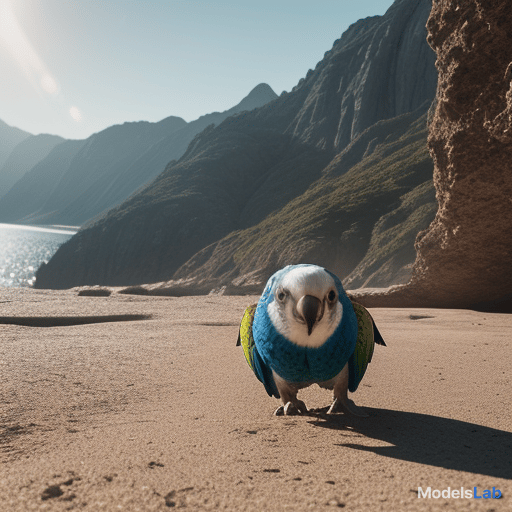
[{"left": 238, "top": 304, "right": 258, "bottom": 371}]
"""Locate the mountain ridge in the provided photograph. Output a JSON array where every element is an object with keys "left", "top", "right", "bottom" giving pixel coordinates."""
[
  {"left": 0, "top": 119, "right": 32, "bottom": 176},
  {"left": 0, "top": 134, "right": 64, "bottom": 199}
]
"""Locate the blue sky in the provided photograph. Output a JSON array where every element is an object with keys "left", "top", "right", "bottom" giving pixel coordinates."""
[{"left": 0, "top": 0, "right": 394, "bottom": 140}]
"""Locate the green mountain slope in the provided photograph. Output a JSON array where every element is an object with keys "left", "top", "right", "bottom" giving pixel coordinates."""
[{"left": 172, "top": 110, "right": 436, "bottom": 293}]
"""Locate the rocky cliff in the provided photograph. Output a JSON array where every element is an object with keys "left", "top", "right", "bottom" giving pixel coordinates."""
[
  {"left": 222, "top": 0, "right": 436, "bottom": 152},
  {"left": 35, "top": 0, "right": 437, "bottom": 290},
  {"left": 282, "top": 0, "right": 435, "bottom": 152},
  {"left": 352, "top": 0, "right": 512, "bottom": 311}
]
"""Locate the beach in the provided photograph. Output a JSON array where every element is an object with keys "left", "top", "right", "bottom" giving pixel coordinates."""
[{"left": 1, "top": 287, "right": 510, "bottom": 510}]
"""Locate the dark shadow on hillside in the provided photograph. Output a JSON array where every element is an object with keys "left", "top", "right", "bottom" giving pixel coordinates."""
[{"left": 308, "top": 408, "right": 512, "bottom": 480}]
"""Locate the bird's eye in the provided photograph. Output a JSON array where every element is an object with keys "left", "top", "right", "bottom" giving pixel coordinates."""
[
  {"left": 327, "top": 289, "right": 336, "bottom": 302},
  {"left": 276, "top": 289, "right": 287, "bottom": 302}
]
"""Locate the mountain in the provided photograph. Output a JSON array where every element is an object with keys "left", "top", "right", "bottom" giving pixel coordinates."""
[
  {"left": 0, "top": 116, "right": 186, "bottom": 225},
  {"left": 0, "top": 119, "right": 31, "bottom": 174},
  {"left": 0, "top": 139, "right": 87, "bottom": 223},
  {"left": 0, "top": 134, "right": 64, "bottom": 199},
  {"left": 48, "top": 83, "right": 279, "bottom": 226},
  {"left": 0, "top": 84, "right": 277, "bottom": 226},
  {"left": 124, "top": 83, "right": 279, "bottom": 180},
  {"left": 171, "top": 107, "right": 436, "bottom": 294},
  {"left": 35, "top": 0, "right": 437, "bottom": 291}
]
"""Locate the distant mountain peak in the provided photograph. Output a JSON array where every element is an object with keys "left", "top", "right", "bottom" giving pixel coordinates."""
[
  {"left": 248, "top": 83, "right": 276, "bottom": 96},
  {"left": 234, "top": 83, "right": 278, "bottom": 112}
]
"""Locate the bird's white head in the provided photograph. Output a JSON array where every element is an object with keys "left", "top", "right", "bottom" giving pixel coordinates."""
[{"left": 267, "top": 265, "right": 343, "bottom": 348}]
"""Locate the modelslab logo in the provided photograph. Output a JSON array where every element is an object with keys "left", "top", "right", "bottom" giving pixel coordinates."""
[{"left": 418, "top": 487, "right": 502, "bottom": 499}]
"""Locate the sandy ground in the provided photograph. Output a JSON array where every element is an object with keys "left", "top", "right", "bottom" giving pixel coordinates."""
[{"left": 0, "top": 287, "right": 510, "bottom": 511}]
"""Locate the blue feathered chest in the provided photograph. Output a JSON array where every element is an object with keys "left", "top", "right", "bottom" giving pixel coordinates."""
[{"left": 252, "top": 275, "right": 358, "bottom": 384}]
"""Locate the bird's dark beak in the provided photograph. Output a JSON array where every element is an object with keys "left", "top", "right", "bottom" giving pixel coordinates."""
[{"left": 300, "top": 295, "right": 321, "bottom": 336}]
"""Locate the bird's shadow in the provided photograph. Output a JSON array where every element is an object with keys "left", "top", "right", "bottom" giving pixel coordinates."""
[{"left": 306, "top": 407, "right": 512, "bottom": 480}]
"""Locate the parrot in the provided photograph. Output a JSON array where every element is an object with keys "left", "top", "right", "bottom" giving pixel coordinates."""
[{"left": 237, "top": 264, "right": 385, "bottom": 416}]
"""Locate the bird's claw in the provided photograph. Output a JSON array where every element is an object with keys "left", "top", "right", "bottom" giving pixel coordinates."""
[
  {"left": 274, "top": 400, "right": 308, "bottom": 416},
  {"left": 327, "top": 397, "right": 368, "bottom": 417},
  {"left": 274, "top": 405, "right": 285, "bottom": 416}
]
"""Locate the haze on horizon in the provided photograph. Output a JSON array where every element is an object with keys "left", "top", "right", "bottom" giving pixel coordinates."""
[{"left": 0, "top": 0, "right": 393, "bottom": 140}]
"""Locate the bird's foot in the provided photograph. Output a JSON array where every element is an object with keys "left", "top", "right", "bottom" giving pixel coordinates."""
[
  {"left": 327, "top": 397, "right": 368, "bottom": 417},
  {"left": 274, "top": 400, "right": 308, "bottom": 416}
]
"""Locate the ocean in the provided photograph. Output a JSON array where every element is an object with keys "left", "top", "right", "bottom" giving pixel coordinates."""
[{"left": 0, "top": 223, "right": 78, "bottom": 288}]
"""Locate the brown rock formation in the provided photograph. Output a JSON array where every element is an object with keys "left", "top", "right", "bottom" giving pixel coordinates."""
[{"left": 353, "top": 0, "right": 512, "bottom": 311}]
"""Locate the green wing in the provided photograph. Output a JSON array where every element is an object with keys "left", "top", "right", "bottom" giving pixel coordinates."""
[
  {"left": 348, "top": 301, "right": 386, "bottom": 392},
  {"left": 236, "top": 303, "right": 258, "bottom": 371}
]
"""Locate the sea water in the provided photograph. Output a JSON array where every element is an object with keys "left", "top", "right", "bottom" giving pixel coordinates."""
[{"left": 0, "top": 223, "right": 78, "bottom": 287}]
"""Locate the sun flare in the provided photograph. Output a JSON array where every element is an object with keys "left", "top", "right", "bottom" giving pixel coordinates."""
[
  {"left": 0, "top": 0, "right": 64, "bottom": 100},
  {"left": 40, "top": 73, "right": 59, "bottom": 95},
  {"left": 69, "top": 106, "right": 82, "bottom": 122}
]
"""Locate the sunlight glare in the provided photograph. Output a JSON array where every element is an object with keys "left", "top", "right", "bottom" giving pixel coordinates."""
[
  {"left": 41, "top": 73, "right": 59, "bottom": 95},
  {"left": 0, "top": 0, "right": 60, "bottom": 96},
  {"left": 69, "top": 106, "right": 82, "bottom": 122}
]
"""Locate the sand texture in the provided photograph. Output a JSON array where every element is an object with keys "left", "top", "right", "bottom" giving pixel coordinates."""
[{"left": 1, "top": 288, "right": 510, "bottom": 511}]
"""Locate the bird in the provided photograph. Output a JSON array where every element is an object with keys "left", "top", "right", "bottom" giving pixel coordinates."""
[{"left": 237, "top": 264, "right": 385, "bottom": 416}]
